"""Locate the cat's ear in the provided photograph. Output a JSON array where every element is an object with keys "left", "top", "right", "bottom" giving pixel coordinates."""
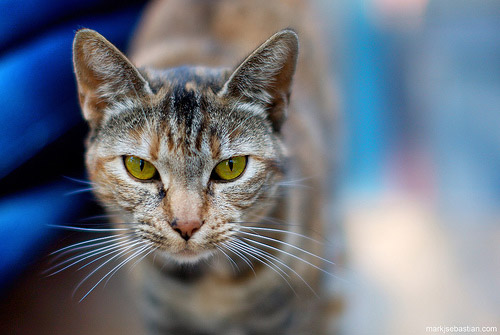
[
  {"left": 73, "top": 29, "right": 151, "bottom": 128},
  {"left": 219, "top": 29, "right": 298, "bottom": 132}
]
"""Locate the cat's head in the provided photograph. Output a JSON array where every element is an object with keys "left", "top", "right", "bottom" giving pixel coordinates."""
[{"left": 73, "top": 29, "right": 298, "bottom": 263}]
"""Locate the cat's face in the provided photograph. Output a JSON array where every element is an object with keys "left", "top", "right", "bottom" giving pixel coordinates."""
[{"left": 73, "top": 29, "right": 297, "bottom": 263}]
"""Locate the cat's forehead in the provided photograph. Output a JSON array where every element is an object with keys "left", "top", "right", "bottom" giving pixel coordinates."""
[
  {"left": 142, "top": 66, "right": 229, "bottom": 121},
  {"left": 142, "top": 66, "right": 230, "bottom": 95},
  {"left": 97, "top": 65, "right": 275, "bottom": 162}
]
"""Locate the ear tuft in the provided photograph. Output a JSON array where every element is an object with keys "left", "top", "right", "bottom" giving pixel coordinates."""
[
  {"left": 219, "top": 29, "right": 299, "bottom": 132},
  {"left": 73, "top": 29, "right": 151, "bottom": 128}
]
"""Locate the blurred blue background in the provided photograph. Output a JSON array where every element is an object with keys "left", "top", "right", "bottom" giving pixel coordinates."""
[
  {"left": 0, "top": 0, "right": 499, "bottom": 334},
  {"left": 0, "top": 0, "right": 145, "bottom": 290},
  {"left": 320, "top": 0, "right": 500, "bottom": 333},
  {"left": 326, "top": 0, "right": 500, "bottom": 208}
]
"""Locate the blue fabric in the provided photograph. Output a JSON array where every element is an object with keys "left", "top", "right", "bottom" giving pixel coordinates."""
[
  {"left": 0, "top": 0, "right": 144, "bottom": 289},
  {"left": 0, "top": 184, "right": 84, "bottom": 288},
  {"left": 0, "top": 2, "right": 144, "bottom": 178}
]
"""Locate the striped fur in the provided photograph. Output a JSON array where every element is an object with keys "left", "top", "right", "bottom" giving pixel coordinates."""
[{"left": 72, "top": 0, "right": 339, "bottom": 334}]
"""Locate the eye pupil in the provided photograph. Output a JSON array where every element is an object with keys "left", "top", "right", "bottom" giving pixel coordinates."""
[
  {"left": 139, "top": 159, "right": 145, "bottom": 171},
  {"left": 228, "top": 158, "right": 234, "bottom": 171}
]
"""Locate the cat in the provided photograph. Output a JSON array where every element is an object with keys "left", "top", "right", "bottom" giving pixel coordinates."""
[{"left": 71, "top": 0, "right": 340, "bottom": 333}]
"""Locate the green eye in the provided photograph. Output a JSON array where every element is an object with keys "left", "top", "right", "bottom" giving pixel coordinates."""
[
  {"left": 124, "top": 156, "right": 157, "bottom": 180},
  {"left": 213, "top": 156, "right": 247, "bottom": 181}
]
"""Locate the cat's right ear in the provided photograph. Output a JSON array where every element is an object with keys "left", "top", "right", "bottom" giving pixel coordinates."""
[{"left": 73, "top": 29, "right": 151, "bottom": 128}]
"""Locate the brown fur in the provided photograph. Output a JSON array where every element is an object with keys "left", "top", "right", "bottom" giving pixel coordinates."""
[{"left": 72, "top": 0, "right": 340, "bottom": 334}]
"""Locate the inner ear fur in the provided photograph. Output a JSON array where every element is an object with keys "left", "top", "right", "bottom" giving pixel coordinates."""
[{"left": 73, "top": 29, "right": 151, "bottom": 128}]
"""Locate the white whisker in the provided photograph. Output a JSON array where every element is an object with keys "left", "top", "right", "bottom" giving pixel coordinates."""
[
  {"left": 239, "top": 216, "right": 329, "bottom": 241},
  {"left": 238, "top": 226, "right": 324, "bottom": 246},
  {"left": 50, "top": 235, "right": 127, "bottom": 256},
  {"left": 128, "top": 246, "right": 157, "bottom": 273},
  {"left": 74, "top": 240, "right": 147, "bottom": 300},
  {"left": 216, "top": 245, "right": 240, "bottom": 274},
  {"left": 276, "top": 176, "right": 314, "bottom": 189},
  {"left": 238, "top": 230, "right": 334, "bottom": 266},
  {"left": 222, "top": 242, "right": 256, "bottom": 276},
  {"left": 242, "top": 237, "right": 335, "bottom": 279},
  {"left": 63, "top": 176, "right": 95, "bottom": 186},
  {"left": 45, "top": 238, "right": 137, "bottom": 276},
  {"left": 230, "top": 239, "right": 319, "bottom": 296},
  {"left": 76, "top": 239, "right": 142, "bottom": 271},
  {"left": 49, "top": 236, "right": 132, "bottom": 263},
  {"left": 64, "top": 187, "right": 95, "bottom": 196},
  {"left": 227, "top": 239, "right": 297, "bottom": 295},
  {"left": 79, "top": 243, "right": 150, "bottom": 302},
  {"left": 104, "top": 243, "right": 154, "bottom": 286},
  {"left": 48, "top": 224, "right": 132, "bottom": 232},
  {"left": 80, "top": 213, "right": 121, "bottom": 222}
]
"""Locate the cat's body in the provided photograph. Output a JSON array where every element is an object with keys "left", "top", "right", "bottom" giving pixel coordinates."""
[{"left": 72, "top": 0, "right": 338, "bottom": 334}]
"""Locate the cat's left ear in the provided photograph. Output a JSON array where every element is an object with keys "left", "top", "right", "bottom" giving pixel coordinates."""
[
  {"left": 219, "top": 29, "right": 298, "bottom": 132},
  {"left": 73, "top": 29, "right": 152, "bottom": 128}
]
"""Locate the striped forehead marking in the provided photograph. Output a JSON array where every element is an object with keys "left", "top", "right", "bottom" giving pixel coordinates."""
[{"left": 146, "top": 84, "right": 211, "bottom": 159}]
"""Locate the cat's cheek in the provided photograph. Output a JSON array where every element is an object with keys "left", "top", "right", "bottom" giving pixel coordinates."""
[{"left": 190, "top": 220, "right": 238, "bottom": 251}]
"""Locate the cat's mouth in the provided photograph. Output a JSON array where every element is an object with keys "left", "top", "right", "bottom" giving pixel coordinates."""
[
  {"left": 155, "top": 243, "right": 215, "bottom": 264},
  {"left": 137, "top": 222, "right": 216, "bottom": 263},
  {"left": 174, "top": 248, "right": 201, "bottom": 258}
]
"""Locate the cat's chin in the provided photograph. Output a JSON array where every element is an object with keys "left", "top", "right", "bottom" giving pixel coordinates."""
[{"left": 155, "top": 248, "right": 214, "bottom": 265}]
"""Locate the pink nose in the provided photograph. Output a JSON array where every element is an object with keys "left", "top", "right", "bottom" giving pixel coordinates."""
[{"left": 170, "top": 219, "right": 203, "bottom": 241}]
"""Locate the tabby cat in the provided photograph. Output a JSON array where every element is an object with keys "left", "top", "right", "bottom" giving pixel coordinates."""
[{"left": 71, "top": 0, "right": 339, "bottom": 333}]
